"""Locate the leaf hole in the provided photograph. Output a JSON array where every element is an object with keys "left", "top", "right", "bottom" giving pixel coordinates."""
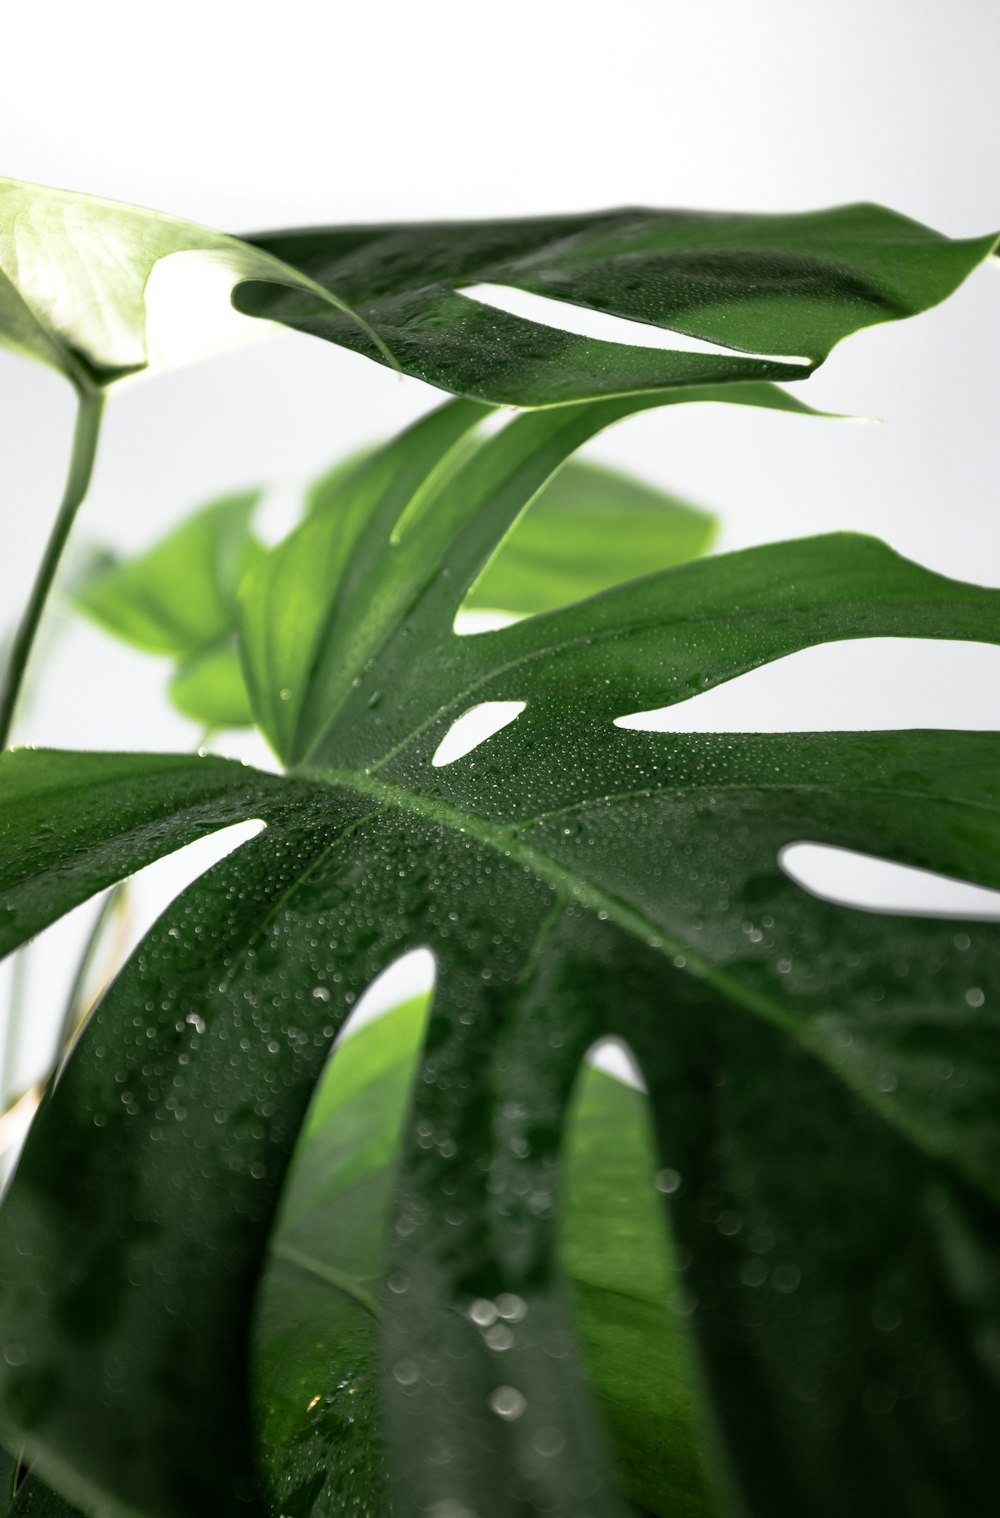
[
  {"left": 458, "top": 282, "right": 811, "bottom": 365},
  {"left": 431, "top": 701, "right": 526, "bottom": 766},
  {"left": 615, "top": 638, "right": 1000, "bottom": 734},
  {"left": 252, "top": 970, "right": 435, "bottom": 1517},
  {"left": 0, "top": 818, "right": 266, "bottom": 1106},
  {"left": 585, "top": 1034, "right": 647, "bottom": 1092},
  {"left": 558, "top": 1040, "right": 714, "bottom": 1513},
  {"left": 780, "top": 842, "right": 1000, "bottom": 918}
]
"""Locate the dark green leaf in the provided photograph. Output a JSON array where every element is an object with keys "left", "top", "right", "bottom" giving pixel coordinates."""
[
  {"left": 4, "top": 183, "right": 994, "bottom": 407},
  {"left": 240, "top": 386, "right": 822, "bottom": 766},
  {"left": 254, "top": 998, "right": 713, "bottom": 1518},
  {"left": 0, "top": 748, "right": 284, "bottom": 957},
  {"left": 236, "top": 205, "right": 998, "bottom": 405},
  {"left": 3, "top": 396, "right": 1000, "bottom": 1518}
]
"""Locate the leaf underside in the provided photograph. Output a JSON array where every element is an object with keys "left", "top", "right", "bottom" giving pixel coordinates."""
[
  {"left": 236, "top": 203, "right": 998, "bottom": 404},
  {"left": 1, "top": 181, "right": 995, "bottom": 404}
]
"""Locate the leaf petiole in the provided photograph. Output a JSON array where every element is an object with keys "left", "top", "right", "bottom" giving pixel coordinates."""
[{"left": 0, "top": 384, "right": 105, "bottom": 748}]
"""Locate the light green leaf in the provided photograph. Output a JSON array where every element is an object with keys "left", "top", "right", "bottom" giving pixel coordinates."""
[
  {"left": 168, "top": 637, "right": 255, "bottom": 730},
  {"left": 72, "top": 492, "right": 264, "bottom": 730},
  {"left": 465, "top": 457, "right": 715, "bottom": 616},
  {"left": 0, "top": 180, "right": 383, "bottom": 392},
  {"left": 74, "top": 491, "right": 263, "bottom": 657}
]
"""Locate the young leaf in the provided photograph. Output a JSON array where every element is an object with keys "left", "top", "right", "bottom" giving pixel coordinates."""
[
  {"left": 253, "top": 998, "right": 713, "bottom": 1518},
  {"left": 0, "top": 179, "right": 381, "bottom": 391},
  {"left": 74, "top": 492, "right": 263, "bottom": 657},
  {"left": 73, "top": 491, "right": 264, "bottom": 729},
  {"left": 168, "top": 637, "right": 256, "bottom": 729},
  {"left": 235, "top": 204, "right": 998, "bottom": 404}
]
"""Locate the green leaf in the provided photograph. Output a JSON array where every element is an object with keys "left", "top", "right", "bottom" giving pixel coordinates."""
[
  {"left": 465, "top": 458, "right": 715, "bottom": 617},
  {"left": 74, "top": 417, "right": 716, "bottom": 736},
  {"left": 0, "top": 748, "right": 285, "bottom": 958},
  {"left": 0, "top": 180, "right": 383, "bottom": 391},
  {"left": 240, "top": 385, "right": 821, "bottom": 767},
  {"left": 4, "top": 396, "right": 1000, "bottom": 1518},
  {"left": 73, "top": 491, "right": 264, "bottom": 730},
  {"left": 73, "top": 492, "right": 264, "bottom": 658},
  {"left": 236, "top": 204, "right": 998, "bottom": 405},
  {"left": 254, "top": 998, "right": 713, "bottom": 1518},
  {"left": 168, "top": 637, "right": 256, "bottom": 729},
  {"left": 4, "top": 184, "right": 994, "bottom": 406}
]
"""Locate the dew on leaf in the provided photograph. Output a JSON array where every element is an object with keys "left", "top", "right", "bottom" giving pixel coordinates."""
[{"left": 489, "top": 1385, "right": 526, "bottom": 1420}]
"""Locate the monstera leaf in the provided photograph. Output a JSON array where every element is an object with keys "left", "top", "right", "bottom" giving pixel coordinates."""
[
  {"left": 71, "top": 426, "right": 716, "bottom": 730},
  {"left": 236, "top": 204, "right": 999, "bottom": 404},
  {"left": 1, "top": 179, "right": 995, "bottom": 404},
  {"left": 72, "top": 491, "right": 265, "bottom": 730},
  {"left": 1, "top": 391, "right": 1000, "bottom": 1518},
  {"left": 255, "top": 996, "right": 712, "bottom": 1518}
]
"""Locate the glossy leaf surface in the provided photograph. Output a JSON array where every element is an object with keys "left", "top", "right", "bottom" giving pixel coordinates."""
[
  {"left": 2, "top": 396, "right": 1000, "bottom": 1518},
  {"left": 3, "top": 182, "right": 995, "bottom": 406},
  {"left": 237, "top": 204, "right": 998, "bottom": 404},
  {"left": 254, "top": 998, "right": 713, "bottom": 1518}
]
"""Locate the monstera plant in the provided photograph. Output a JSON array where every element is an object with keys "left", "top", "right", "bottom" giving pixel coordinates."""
[{"left": 0, "top": 179, "right": 998, "bottom": 1518}]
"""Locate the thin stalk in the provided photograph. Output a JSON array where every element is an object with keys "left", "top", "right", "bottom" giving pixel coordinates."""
[
  {"left": 52, "top": 883, "right": 128, "bottom": 1083},
  {"left": 1, "top": 950, "right": 29, "bottom": 1110},
  {"left": 0, "top": 385, "right": 105, "bottom": 748}
]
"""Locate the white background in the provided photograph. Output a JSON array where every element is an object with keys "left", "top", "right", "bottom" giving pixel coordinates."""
[{"left": 0, "top": 0, "right": 998, "bottom": 1096}]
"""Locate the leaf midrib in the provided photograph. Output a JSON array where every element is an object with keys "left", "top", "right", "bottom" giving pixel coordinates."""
[{"left": 304, "top": 759, "right": 1000, "bottom": 1206}]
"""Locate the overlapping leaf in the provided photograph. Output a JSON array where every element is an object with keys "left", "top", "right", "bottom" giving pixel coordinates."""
[
  {"left": 72, "top": 492, "right": 264, "bottom": 729},
  {"left": 0, "top": 179, "right": 386, "bottom": 391},
  {"left": 254, "top": 997, "right": 712, "bottom": 1518},
  {"left": 236, "top": 204, "right": 999, "bottom": 404},
  {"left": 1, "top": 181, "right": 995, "bottom": 404},
  {"left": 73, "top": 416, "right": 717, "bottom": 732},
  {"left": 1, "top": 388, "right": 1000, "bottom": 1518}
]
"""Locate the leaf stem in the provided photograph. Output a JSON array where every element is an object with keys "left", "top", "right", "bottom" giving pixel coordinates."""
[
  {"left": 0, "top": 385, "right": 105, "bottom": 748},
  {"left": 1, "top": 950, "right": 29, "bottom": 1110},
  {"left": 51, "top": 882, "right": 127, "bottom": 1084}
]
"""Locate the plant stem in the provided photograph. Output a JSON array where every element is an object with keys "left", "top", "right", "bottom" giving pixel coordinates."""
[
  {"left": 1, "top": 950, "right": 29, "bottom": 1111},
  {"left": 0, "top": 385, "right": 105, "bottom": 748},
  {"left": 52, "top": 883, "right": 127, "bottom": 1083}
]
